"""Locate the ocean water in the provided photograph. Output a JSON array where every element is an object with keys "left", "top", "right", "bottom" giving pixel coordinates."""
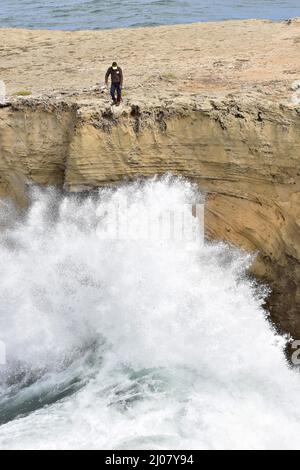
[
  {"left": 0, "top": 178, "right": 300, "bottom": 450},
  {"left": 0, "top": 0, "right": 299, "bottom": 30}
]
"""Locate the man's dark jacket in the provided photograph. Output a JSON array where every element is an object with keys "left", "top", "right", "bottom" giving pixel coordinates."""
[{"left": 105, "top": 67, "right": 123, "bottom": 86}]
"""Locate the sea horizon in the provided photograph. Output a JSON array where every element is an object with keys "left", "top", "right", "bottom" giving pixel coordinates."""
[{"left": 0, "top": 0, "right": 299, "bottom": 31}]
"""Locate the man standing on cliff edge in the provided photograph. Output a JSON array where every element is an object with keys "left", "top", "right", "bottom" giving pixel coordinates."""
[{"left": 105, "top": 61, "right": 123, "bottom": 106}]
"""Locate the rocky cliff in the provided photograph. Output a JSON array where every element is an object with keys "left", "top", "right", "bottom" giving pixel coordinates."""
[{"left": 1, "top": 19, "right": 300, "bottom": 336}]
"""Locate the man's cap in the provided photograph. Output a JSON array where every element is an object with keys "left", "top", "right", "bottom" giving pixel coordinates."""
[{"left": 112, "top": 61, "right": 118, "bottom": 67}]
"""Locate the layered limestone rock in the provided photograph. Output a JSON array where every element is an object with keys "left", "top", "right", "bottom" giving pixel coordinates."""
[{"left": 1, "top": 19, "right": 300, "bottom": 336}]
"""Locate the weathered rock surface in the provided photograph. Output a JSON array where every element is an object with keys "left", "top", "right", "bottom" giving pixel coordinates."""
[{"left": 1, "top": 19, "right": 300, "bottom": 336}]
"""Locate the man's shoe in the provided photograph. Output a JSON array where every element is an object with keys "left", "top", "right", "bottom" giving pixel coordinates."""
[{"left": 116, "top": 102, "right": 120, "bottom": 107}]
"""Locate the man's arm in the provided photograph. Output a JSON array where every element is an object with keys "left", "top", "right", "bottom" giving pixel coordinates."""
[
  {"left": 119, "top": 68, "right": 123, "bottom": 87},
  {"left": 105, "top": 67, "right": 111, "bottom": 85}
]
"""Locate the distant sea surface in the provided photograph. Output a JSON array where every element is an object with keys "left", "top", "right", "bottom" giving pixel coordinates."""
[{"left": 0, "top": 0, "right": 299, "bottom": 30}]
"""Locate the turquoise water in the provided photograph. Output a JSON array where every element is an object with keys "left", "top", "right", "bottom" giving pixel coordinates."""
[{"left": 0, "top": 0, "right": 299, "bottom": 30}]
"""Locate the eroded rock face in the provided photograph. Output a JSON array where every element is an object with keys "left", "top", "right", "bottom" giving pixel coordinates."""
[
  {"left": 1, "top": 19, "right": 300, "bottom": 336},
  {"left": 0, "top": 95, "right": 300, "bottom": 337},
  {"left": 0, "top": 102, "right": 77, "bottom": 205}
]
